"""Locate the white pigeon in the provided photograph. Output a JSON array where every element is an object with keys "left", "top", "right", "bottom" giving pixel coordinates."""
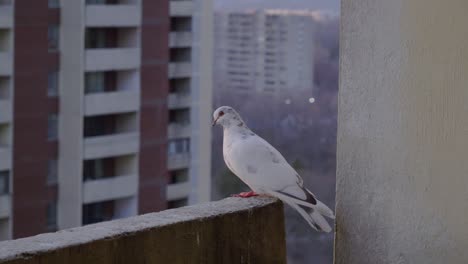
[{"left": 213, "top": 106, "right": 335, "bottom": 232}]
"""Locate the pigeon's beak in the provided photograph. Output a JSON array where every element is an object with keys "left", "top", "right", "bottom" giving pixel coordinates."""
[{"left": 212, "top": 116, "right": 219, "bottom": 127}]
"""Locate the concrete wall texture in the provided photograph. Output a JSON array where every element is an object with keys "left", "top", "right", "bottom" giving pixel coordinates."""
[
  {"left": 336, "top": 0, "right": 468, "bottom": 263},
  {"left": 0, "top": 198, "right": 286, "bottom": 264}
]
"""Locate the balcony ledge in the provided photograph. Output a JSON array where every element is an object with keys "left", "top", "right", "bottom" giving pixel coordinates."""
[{"left": 0, "top": 197, "right": 287, "bottom": 264}]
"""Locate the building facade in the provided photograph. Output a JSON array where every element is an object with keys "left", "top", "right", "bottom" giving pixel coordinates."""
[
  {"left": 214, "top": 9, "right": 315, "bottom": 95},
  {"left": 0, "top": 0, "right": 211, "bottom": 240}
]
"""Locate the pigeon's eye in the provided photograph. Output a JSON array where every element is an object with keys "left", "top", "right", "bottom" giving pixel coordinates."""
[{"left": 219, "top": 111, "right": 224, "bottom": 117}]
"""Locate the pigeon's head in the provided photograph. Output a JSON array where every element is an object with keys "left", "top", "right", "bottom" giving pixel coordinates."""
[{"left": 212, "top": 106, "right": 244, "bottom": 128}]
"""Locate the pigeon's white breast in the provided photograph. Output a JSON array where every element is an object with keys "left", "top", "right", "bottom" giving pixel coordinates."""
[{"left": 223, "top": 130, "right": 299, "bottom": 191}]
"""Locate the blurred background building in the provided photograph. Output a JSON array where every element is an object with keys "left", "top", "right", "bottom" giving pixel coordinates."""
[
  {"left": 214, "top": 9, "right": 315, "bottom": 95},
  {"left": 0, "top": 0, "right": 212, "bottom": 240},
  {"left": 212, "top": 5, "right": 338, "bottom": 264}
]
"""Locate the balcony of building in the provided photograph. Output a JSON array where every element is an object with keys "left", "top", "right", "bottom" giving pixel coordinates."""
[
  {"left": 82, "top": 196, "right": 138, "bottom": 226},
  {"left": 84, "top": 133, "right": 139, "bottom": 159},
  {"left": 167, "top": 152, "right": 190, "bottom": 170},
  {"left": 84, "top": 70, "right": 140, "bottom": 115},
  {"left": 0, "top": 146, "right": 10, "bottom": 171},
  {"left": 82, "top": 154, "right": 138, "bottom": 204},
  {"left": 0, "top": 195, "right": 9, "bottom": 219},
  {"left": 0, "top": 54, "right": 11, "bottom": 76},
  {"left": 0, "top": 170, "right": 9, "bottom": 219},
  {"left": 167, "top": 123, "right": 191, "bottom": 139},
  {"left": 82, "top": 174, "right": 138, "bottom": 204},
  {"left": 0, "top": 100, "right": 11, "bottom": 124},
  {"left": 0, "top": 29, "right": 12, "bottom": 76},
  {"left": 85, "top": 27, "right": 140, "bottom": 71},
  {"left": 84, "top": 90, "right": 139, "bottom": 116},
  {"left": 0, "top": 198, "right": 286, "bottom": 263},
  {"left": 168, "top": 62, "right": 192, "bottom": 78},
  {"left": 168, "top": 92, "right": 191, "bottom": 109},
  {"left": 166, "top": 168, "right": 189, "bottom": 205},
  {"left": 170, "top": 0, "right": 193, "bottom": 17},
  {"left": 85, "top": 2, "right": 141, "bottom": 27},
  {"left": 171, "top": 16, "right": 192, "bottom": 32},
  {"left": 167, "top": 108, "right": 191, "bottom": 139},
  {"left": 170, "top": 47, "right": 191, "bottom": 62},
  {"left": 0, "top": 5, "right": 12, "bottom": 29},
  {"left": 0, "top": 76, "right": 10, "bottom": 100},
  {"left": 85, "top": 48, "right": 139, "bottom": 71},
  {"left": 0, "top": 216, "right": 9, "bottom": 242},
  {"left": 168, "top": 77, "right": 191, "bottom": 109},
  {"left": 169, "top": 32, "right": 192, "bottom": 48},
  {"left": 83, "top": 113, "right": 139, "bottom": 159},
  {"left": 166, "top": 181, "right": 190, "bottom": 201}
]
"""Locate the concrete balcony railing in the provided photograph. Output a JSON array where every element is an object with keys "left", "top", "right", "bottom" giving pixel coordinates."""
[
  {"left": 83, "top": 174, "right": 138, "bottom": 204},
  {"left": 83, "top": 132, "right": 139, "bottom": 159},
  {"left": 166, "top": 181, "right": 190, "bottom": 201},
  {"left": 168, "top": 62, "right": 192, "bottom": 78},
  {"left": 0, "top": 194, "right": 10, "bottom": 219},
  {"left": 0, "top": 198, "right": 286, "bottom": 264},
  {"left": 168, "top": 93, "right": 191, "bottom": 109},
  {"left": 170, "top": 1, "right": 193, "bottom": 16},
  {"left": 169, "top": 32, "right": 192, "bottom": 48},
  {"left": 85, "top": 48, "right": 140, "bottom": 71},
  {"left": 0, "top": 146, "right": 11, "bottom": 170},
  {"left": 167, "top": 122, "right": 191, "bottom": 139},
  {"left": 167, "top": 152, "right": 190, "bottom": 170},
  {"left": 84, "top": 90, "right": 140, "bottom": 116},
  {"left": 0, "top": 99, "right": 11, "bottom": 123},
  {"left": 85, "top": 5, "right": 141, "bottom": 27},
  {"left": 0, "top": 6, "right": 13, "bottom": 28},
  {"left": 0, "top": 52, "right": 12, "bottom": 76}
]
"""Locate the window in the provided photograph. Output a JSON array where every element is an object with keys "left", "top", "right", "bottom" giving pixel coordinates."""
[
  {"left": 169, "top": 109, "right": 190, "bottom": 124},
  {"left": 167, "top": 198, "right": 188, "bottom": 209},
  {"left": 83, "top": 158, "right": 115, "bottom": 181},
  {"left": 168, "top": 138, "right": 190, "bottom": 155},
  {"left": 83, "top": 115, "right": 116, "bottom": 137},
  {"left": 47, "top": 159, "right": 58, "bottom": 185},
  {"left": 85, "top": 28, "right": 117, "bottom": 49},
  {"left": 86, "top": 0, "right": 118, "bottom": 4},
  {"left": 48, "top": 114, "right": 58, "bottom": 141},
  {"left": 86, "top": 28, "right": 106, "bottom": 49},
  {"left": 171, "top": 17, "right": 192, "bottom": 32},
  {"left": 0, "top": 171, "right": 9, "bottom": 195},
  {"left": 83, "top": 201, "right": 114, "bottom": 225},
  {"left": 0, "top": 77, "right": 10, "bottom": 99},
  {"left": 48, "top": 0, "right": 59, "bottom": 8},
  {"left": 170, "top": 48, "right": 192, "bottom": 62},
  {"left": 85, "top": 71, "right": 116, "bottom": 94},
  {"left": 48, "top": 25, "right": 59, "bottom": 52},
  {"left": 85, "top": 72, "right": 105, "bottom": 93},
  {"left": 169, "top": 169, "right": 189, "bottom": 184},
  {"left": 46, "top": 201, "right": 57, "bottom": 231},
  {"left": 48, "top": 71, "right": 58, "bottom": 97}
]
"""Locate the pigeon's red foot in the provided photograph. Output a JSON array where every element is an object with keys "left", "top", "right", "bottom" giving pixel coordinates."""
[{"left": 231, "top": 191, "right": 258, "bottom": 198}]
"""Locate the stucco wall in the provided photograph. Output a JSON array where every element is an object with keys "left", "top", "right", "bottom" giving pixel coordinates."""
[
  {"left": 0, "top": 198, "right": 286, "bottom": 264},
  {"left": 336, "top": 0, "right": 468, "bottom": 263}
]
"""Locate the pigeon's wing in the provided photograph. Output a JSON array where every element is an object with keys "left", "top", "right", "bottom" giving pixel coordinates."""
[{"left": 226, "top": 134, "right": 313, "bottom": 202}]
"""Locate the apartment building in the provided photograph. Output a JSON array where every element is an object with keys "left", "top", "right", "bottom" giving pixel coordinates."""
[
  {"left": 168, "top": 0, "right": 212, "bottom": 209},
  {"left": 0, "top": 0, "right": 211, "bottom": 240},
  {"left": 214, "top": 9, "right": 315, "bottom": 95}
]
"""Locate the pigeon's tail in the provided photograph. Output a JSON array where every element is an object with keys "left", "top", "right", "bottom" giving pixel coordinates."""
[
  {"left": 269, "top": 190, "right": 333, "bottom": 232},
  {"left": 291, "top": 200, "right": 332, "bottom": 233},
  {"left": 316, "top": 199, "right": 335, "bottom": 219}
]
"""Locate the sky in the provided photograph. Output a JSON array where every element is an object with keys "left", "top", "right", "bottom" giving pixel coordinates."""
[{"left": 214, "top": 0, "right": 340, "bottom": 12}]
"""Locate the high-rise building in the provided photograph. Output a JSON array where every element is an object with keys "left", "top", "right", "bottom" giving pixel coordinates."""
[
  {"left": 0, "top": 0, "right": 211, "bottom": 240},
  {"left": 214, "top": 9, "right": 316, "bottom": 95}
]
